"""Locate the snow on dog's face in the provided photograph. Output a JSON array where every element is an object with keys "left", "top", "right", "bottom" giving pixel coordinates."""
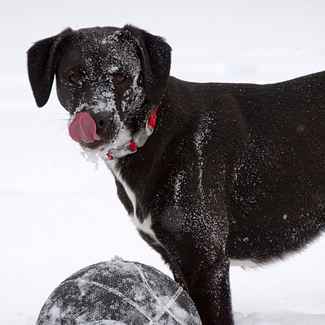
[
  {"left": 56, "top": 28, "right": 145, "bottom": 151},
  {"left": 27, "top": 25, "right": 171, "bottom": 158}
]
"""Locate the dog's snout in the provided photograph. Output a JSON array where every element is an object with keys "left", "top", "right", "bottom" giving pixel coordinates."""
[
  {"left": 68, "top": 108, "right": 114, "bottom": 148},
  {"left": 89, "top": 100, "right": 100, "bottom": 107},
  {"left": 97, "top": 118, "right": 105, "bottom": 128},
  {"left": 89, "top": 99, "right": 108, "bottom": 111},
  {"left": 92, "top": 112, "right": 113, "bottom": 132}
]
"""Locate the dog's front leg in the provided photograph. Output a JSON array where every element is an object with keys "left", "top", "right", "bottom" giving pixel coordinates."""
[
  {"left": 188, "top": 252, "right": 232, "bottom": 325},
  {"left": 158, "top": 200, "right": 233, "bottom": 325}
]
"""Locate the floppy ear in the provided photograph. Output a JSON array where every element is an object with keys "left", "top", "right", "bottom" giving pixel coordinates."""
[
  {"left": 27, "top": 28, "right": 72, "bottom": 107},
  {"left": 122, "top": 25, "right": 171, "bottom": 106}
]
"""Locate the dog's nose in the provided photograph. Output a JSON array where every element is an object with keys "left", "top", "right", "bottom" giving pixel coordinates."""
[{"left": 68, "top": 111, "right": 101, "bottom": 143}]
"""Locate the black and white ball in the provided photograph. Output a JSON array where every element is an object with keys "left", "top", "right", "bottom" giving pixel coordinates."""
[{"left": 37, "top": 257, "right": 202, "bottom": 324}]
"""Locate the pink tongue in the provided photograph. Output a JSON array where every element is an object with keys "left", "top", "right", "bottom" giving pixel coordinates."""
[{"left": 68, "top": 112, "right": 100, "bottom": 143}]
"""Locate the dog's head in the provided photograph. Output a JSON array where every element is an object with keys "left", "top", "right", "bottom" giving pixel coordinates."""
[{"left": 27, "top": 25, "right": 171, "bottom": 157}]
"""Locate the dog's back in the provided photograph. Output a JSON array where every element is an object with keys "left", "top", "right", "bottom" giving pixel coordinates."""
[
  {"left": 172, "top": 71, "right": 325, "bottom": 263},
  {"left": 163, "top": 72, "right": 325, "bottom": 264}
]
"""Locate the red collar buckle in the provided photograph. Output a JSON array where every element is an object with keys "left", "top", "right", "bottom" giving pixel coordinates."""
[
  {"left": 147, "top": 107, "right": 158, "bottom": 129},
  {"left": 128, "top": 140, "right": 137, "bottom": 152}
]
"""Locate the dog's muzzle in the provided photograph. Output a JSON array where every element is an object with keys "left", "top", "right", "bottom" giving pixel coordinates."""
[{"left": 68, "top": 107, "right": 158, "bottom": 161}]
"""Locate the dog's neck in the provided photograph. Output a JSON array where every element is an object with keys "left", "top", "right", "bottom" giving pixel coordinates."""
[
  {"left": 102, "top": 77, "right": 194, "bottom": 223},
  {"left": 105, "top": 106, "right": 159, "bottom": 161},
  {"left": 104, "top": 84, "right": 184, "bottom": 201}
]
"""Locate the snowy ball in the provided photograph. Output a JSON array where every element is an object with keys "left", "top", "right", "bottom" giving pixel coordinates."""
[{"left": 37, "top": 257, "right": 202, "bottom": 325}]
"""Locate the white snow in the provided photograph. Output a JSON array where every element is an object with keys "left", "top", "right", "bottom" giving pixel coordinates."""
[
  {"left": 1, "top": 1, "right": 325, "bottom": 324},
  {"left": 174, "top": 170, "right": 186, "bottom": 206},
  {"left": 234, "top": 311, "right": 325, "bottom": 325}
]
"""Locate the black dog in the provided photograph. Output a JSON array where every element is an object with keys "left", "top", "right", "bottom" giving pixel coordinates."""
[{"left": 28, "top": 25, "right": 325, "bottom": 325}]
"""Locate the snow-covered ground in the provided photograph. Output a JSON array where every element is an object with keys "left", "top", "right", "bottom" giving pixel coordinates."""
[{"left": 1, "top": 1, "right": 325, "bottom": 324}]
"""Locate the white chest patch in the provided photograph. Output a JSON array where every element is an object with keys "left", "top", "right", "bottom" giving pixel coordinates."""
[{"left": 105, "top": 160, "right": 162, "bottom": 246}]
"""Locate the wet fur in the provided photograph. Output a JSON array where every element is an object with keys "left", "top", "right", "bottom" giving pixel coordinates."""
[{"left": 28, "top": 25, "right": 325, "bottom": 325}]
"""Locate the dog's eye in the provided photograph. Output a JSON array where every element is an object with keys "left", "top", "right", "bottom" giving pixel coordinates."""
[
  {"left": 66, "top": 69, "right": 84, "bottom": 87},
  {"left": 113, "top": 72, "right": 127, "bottom": 84}
]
